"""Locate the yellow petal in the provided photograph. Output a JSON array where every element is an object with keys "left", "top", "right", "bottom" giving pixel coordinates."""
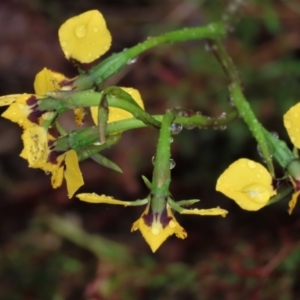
[
  {"left": 51, "top": 166, "right": 64, "bottom": 189},
  {"left": 21, "top": 125, "right": 49, "bottom": 167},
  {"left": 284, "top": 103, "right": 300, "bottom": 148},
  {"left": 76, "top": 193, "right": 132, "bottom": 206},
  {"left": 288, "top": 190, "right": 300, "bottom": 214},
  {"left": 216, "top": 158, "right": 276, "bottom": 211},
  {"left": 180, "top": 207, "right": 228, "bottom": 217},
  {"left": 58, "top": 10, "right": 112, "bottom": 63},
  {"left": 74, "top": 108, "right": 85, "bottom": 126},
  {"left": 34, "top": 67, "right": 69, "bottom": 95},
  {"left": 0, "top": 94, "right": 23, "bottom": 106},
  {"left": 1, "top": 94, "right": 44, "bottom": 129},
  {"left": 64, "top": 150, "right": 84, "bottom": 198},
  {"left": 90, "top": 87, "right": 145, "bottom": 125},
  {"left": 131, "top": 204, "right": 187, "bottom": 252}
]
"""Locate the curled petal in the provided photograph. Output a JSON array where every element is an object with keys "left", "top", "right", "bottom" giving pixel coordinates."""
[
  {"left": 288, "top": 190, "right": 300, "bottom": 214},
  {"left": 216, "top": 158, "right": 276, "bottom": 210},
  {"left": 58, "top": 10, "right": 112, "bottom": 63},
  {"left": 76, "top": 193, "right": 132, "bottom": 206},
  {"left": 283, "top": 103, "right": 300, "bottom": 148},
  {"left": 64, "top": 150, "right": 84, "bottom": 198},
  {"left": 180, "top": 207, "right": 228, "bottom": 217}
]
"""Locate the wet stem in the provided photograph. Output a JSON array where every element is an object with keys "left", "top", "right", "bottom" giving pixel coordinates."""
[{"left": 211, "top": 39, "right": 275, "bottom": 176}]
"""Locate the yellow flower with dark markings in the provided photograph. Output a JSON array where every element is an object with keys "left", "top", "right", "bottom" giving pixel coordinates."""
[
  {"left": 76, "top": 193, "right": 227, "bottom": 252},
  {"left": 21, "top": 124, "right": 84, "bottom": 198},
  {"left": 58, "top": 10, "right": 112, "bottom": 64},
  {"left": 216, "top": 158, "right": 276, "bottom": 211},
  {"left": 0, "top": 68, "right": 72, "bottom": 129}
]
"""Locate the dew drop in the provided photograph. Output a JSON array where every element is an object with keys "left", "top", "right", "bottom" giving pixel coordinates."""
[
  {"left": 127, "top": 57, "right": 138, "bottom": 65},
  {"left": 295, "top": 113, "right": 299, "bottom": 118},
  {"left": 291, "top": 136, "right": 296, "bottom": 143},
  {"left": 170, "top": 159, "right": 176, "bottom": 169},
  {"left": 271, "top": 131, "right": 279, "bottom": 139},
  {"left": 247, "top": 161, "right": 256, "bottom": 169},
  {"left": 219, "top": 112, "right": 227, "bottom": 119},
  {"left": 152, "top": 155, "right": 156, "bottom": 165},
  {"left": 93, "top": 26, "right": 99, "bottom": 33},
  {"left": 169, "top": 137, "right": 173, "bottom": 143},
  {"left": 168, "top": 220, "right": 177, "bottom": 228},
  {"left": 285, "top": 121, "right": 291, "bottom": 128},
  {"left": 75, "top": 25, "right": 86, "bottom": 38},
  {"left": 151, "top": 227, "right": 160, "bottom": 235},
  {"left": 170, "top": 123, "right": 183, "bottom": 135}
]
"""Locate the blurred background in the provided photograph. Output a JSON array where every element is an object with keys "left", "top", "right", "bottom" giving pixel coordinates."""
[{"left": 1, "top": 0, "right": 300, "bottom": 299}]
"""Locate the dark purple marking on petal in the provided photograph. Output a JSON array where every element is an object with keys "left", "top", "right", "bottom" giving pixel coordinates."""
[{"left": 48, "top": 150, "right": 63, "bottom": 165}]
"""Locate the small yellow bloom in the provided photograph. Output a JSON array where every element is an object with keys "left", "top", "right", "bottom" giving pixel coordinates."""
[
  {"left": 1, "top": 68, "right": 72, "bottom": 129},
  {"left": 58, "top": 10, "right": 112, "bottom": 63},
  {"left": 131, "top": 203, "right": 187, "bottom": 253},
  {"left": 216, "top": 158, "right": 276, "bottom": 210},
  {"left": 90, "top": 87, "right": 145, "bottom": 124},
  {"left": 283, "top": 104, "right": 300, "bottom": 213},
  {"left": 21, "top": 125, "right": 84, "bottom": 198},
  {"left": 76, "top": 191, "right": 227, "bottom": 252},
  {"left": 284, "top": 102, "right": 300, "bottom": 149}
]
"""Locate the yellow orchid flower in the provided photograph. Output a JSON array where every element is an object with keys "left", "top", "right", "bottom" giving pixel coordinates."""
[
  {"left": 283, "top": 103, "right": 300, "bottom": 213},
  {"left": 0, "top": 68, "right": 75, "bottom": 129},
  {"left": 58, "top": 10, "right": 112, "bottom": 64},
  {"left": 90, "top": 87, "right": 145, "bottom": 125},
  {"left": 216, "top": 158, "right": 276, "bottom": 211},
  {"left": 21, "top": 124, "right": 84, "bottom": 198},
  {"left": 76, "top": 193, "right": 227, "bottom": 252}
]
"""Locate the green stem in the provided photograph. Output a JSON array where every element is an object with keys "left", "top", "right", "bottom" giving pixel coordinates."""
[
  {"left": 212, "top": 39, "right": 275, "bottom": 176},
  {"left": 41, "top": 89, "right": 161, "bottom": 128},
  {"left": 151, "top": 111, "right": 176, "bottom": 214},
  {"left": 73, "top": 23, "right": 227, "bottom": 90}
]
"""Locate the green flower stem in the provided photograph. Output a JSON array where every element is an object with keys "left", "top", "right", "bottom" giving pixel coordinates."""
[
  {"left": 174, "top": 109, "right": 238, "bottom": 128},
  {"left": 212, "top": 39, "right": 274, "bottom": 176},
  {"left": 53, "top": 111, "right": 238, "bottom": 154},
  {"left": 151, "top": 111, "right": 176, "bottom": 214},
  {"left": 40, "top": 90, "right": 161, "bottom": 128},
  {"left": 73, "top": 23, "right": 227, "bottom": 90}
]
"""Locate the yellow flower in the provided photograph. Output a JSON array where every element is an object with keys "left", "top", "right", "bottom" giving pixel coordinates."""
[
  {"left": 131, "top": 203, "right": 187, "bottom": 252},
  {"left": 216, "top": 158, "right": 276, "bottom": 210},
  {"left": 90, "top": 87, "right": 145, "bottom": 124},
  {"left": 76, "top": 193, "right": 228, "bottom": 252},
  {"left": 0, "top": 68, "right": 73, "bottom": 129},
  {"left": 283, "top": 103, "right": 300, "bottom": 213},
  {"left": 58, "top": 10, "right": 112, "bottom": 64},
  {"left": 21, "top": 124, "right": 84, "bottom": 198}
]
